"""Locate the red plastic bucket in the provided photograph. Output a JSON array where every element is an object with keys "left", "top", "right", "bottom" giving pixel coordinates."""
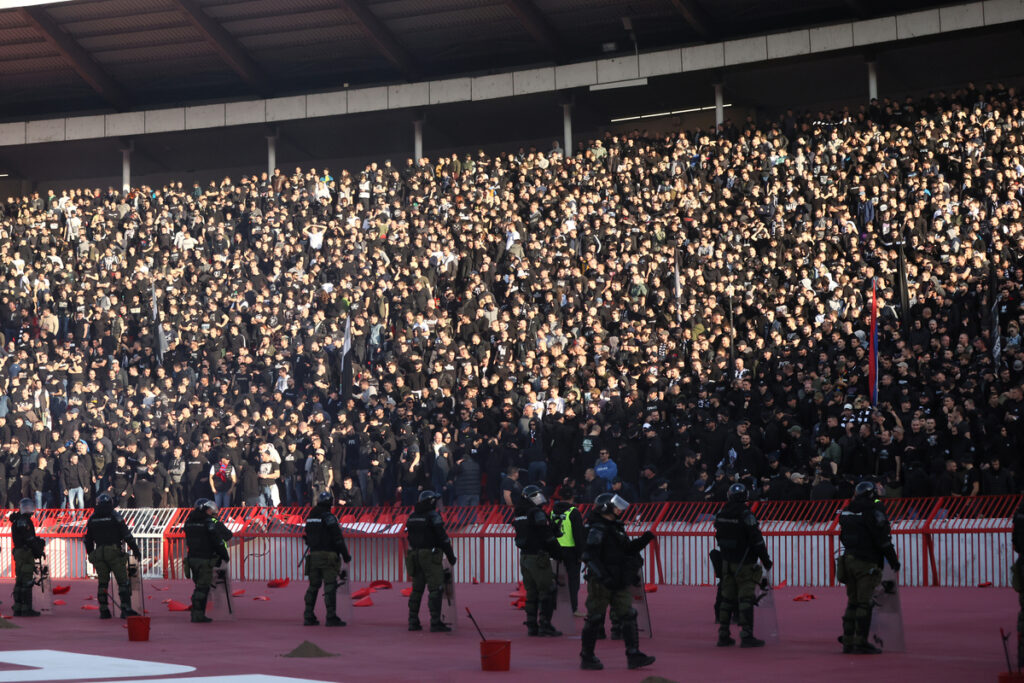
[
  {"left": 480, "top": 639, "right": 511, "bottom": 671},
  {"left": 127, "top": 616, "right": 151, "bottom": 642}
]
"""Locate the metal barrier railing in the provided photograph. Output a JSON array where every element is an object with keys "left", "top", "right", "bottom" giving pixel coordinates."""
[{"left": 1, "top": 495, "right": 1018, "bottom": 587}]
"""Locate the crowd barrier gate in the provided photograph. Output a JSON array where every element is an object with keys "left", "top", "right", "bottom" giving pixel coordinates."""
[{"left": 0, "top": 495, "right": 1018, "bottom": 588}]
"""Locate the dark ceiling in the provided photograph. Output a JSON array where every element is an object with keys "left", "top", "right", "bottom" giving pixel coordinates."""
[{"left": 0, "top": 0, "right": 958, "bottom": 120}]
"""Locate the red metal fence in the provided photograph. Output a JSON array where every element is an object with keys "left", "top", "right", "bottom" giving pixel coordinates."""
[{"left": 1, "top": 495, "right": 1018, "bottom": 588}]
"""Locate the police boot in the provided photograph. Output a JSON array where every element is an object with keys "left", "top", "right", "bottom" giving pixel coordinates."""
[
  {"left": 191, "top": 595, "right": 212, "bottom": 623},
  {"left": 19, "top": 586, "right": 40, "bottom": 618},
  {"left": 840, "top": 615, "right": 856, "bottom": 654},
  {"left": 739, "top": 608, "right": 764, "bottom": 648},
  {"left": 119, "top": 583, "right": 138, "bottom": 618},
  {"left": 580, "top": 621, "right": 603, "bottom": 670},
  {"left": 853, "top": 615, "right": 881, "bottom": 654},
  {"left": 11, "top": 587, "right": 25, "bottom": 617},
  {"left": 428, "top": 589, "right": 450, "bottom": 632},
  {"left": 525, "top": 607, "right": 540, "bottom": 636},
  {"left": 537, "top": 619, "right": 562, "bottom": 637},
  {"left": 303, "top": 587, "right": 319, "bottom": 626},
  {"left": 717, "top": 624, "right": 735, "bottom": 647},
  {"left": 622, "top": 618, "right": 655, "bottom": 670},
  {"left": 323, "top": 588, "right": 345, "bottom": 627}
]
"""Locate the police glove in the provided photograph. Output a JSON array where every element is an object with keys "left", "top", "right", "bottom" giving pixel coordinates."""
[
  {"left": 890, "top": 559, "right": 901, "bottom": 572},
  {"left": 446, "top": 552, "right": 458, "bottom": 566},
  {"left": 133, "top": 548, "right": 142, "bottom": 560},
  {"left": 639, "top": 531, "right": 655, "bottom": 545},
  {"left": 341, "top": 552, "right": 352, "bottom": 564},
  {"left": 762, "top": 557, "right": 773, "bottom": 571}
]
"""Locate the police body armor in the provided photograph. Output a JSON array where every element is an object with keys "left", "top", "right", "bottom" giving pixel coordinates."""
[
  {"left": 406, "top": 509, "right": 447, "bottom": 551},
  {"left": 11, "top": 513, "right": 43, "bottom": 557},
  {"left": 513, "top": 506, "right": 550, "bottom": 554},
  {"left": 1013, "top": 505, "right": 1024, "bottom": 559},
  {"left": 305, "top": 508, "right": 346, "bottom": 554},
  {"left": 839, "top": 498, "right": 893, "bottom": 566},
  {"left": 86, "top": 509, "right": 133, "bottom": 548},
  {"left": 583, "top": 513, "right": 640, "bottom": 589},
  {"left": 184, "top": 509, "right": 230, "bottom": 561},
  {"left": 714, "top": 501, "right": 764, "bottom": 565}
]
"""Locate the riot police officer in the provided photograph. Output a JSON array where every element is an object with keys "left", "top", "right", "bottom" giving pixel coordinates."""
[
  {"left": 83, "top": 493, "right": 142, "bottom": 619},
  {"left": 714, "top": 483, "right": 773, "bottom": 648},
  {"left": 9, "top": 499, "right": 44, "bottom": 617},
  {"left": 183, "top": 498, "right": 233, "bottom": 623},
  {"left": 405, "top": 490, "right": 457, "bottom": 632},
  {"left": 580, "top": 493, "right": 656, "bottom": 671},
  {"left": 1012, "top": 497, "right": 1024, "bottom": 666},
  {"left": 514, "top": 484, "right": 562, "bottom": 637},
  {"left": 303, "top": 491, "right": 352, "bottom": 627},
  {"left": 837, "top": 480, "right": 899, "bottom": 654}
]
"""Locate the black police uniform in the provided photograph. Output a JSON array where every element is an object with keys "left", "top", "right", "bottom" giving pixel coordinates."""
[
  {"left": 303, "top": 503, "right": 352, "bottom": 626},
  {"left": 581, "top": 509, "right": 655, "bottom": 669},
  {"left": 405, "top": 499, "right": 456, "bottom": 631},
  {"left": 183, "top": 508, "right": 233, "bottom": 622},
  {"left": 84, "top": 503, "right": 142, "bottom": 618},
  {"left": 9, "top": 511, "right": 44, "bottom": 616},
  {"left": 838, "top": 496, "right": 899, "bottom": 652},
  {"left": 714, "top": 500, "right": 772, "bottom": 646},
  {"left": 514, "top": 498, "right": 561, "bottom": 636}
]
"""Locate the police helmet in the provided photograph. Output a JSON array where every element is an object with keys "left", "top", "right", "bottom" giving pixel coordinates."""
[
  {"left": 18, "top": 498, "right": 35, "bottom": 515},
  {"left": 521, "top": 485, "right": 546, "bottom": 507},
  {"left": 316, "top": 491, "right": 333, "bottom": 507},
  {"left": 95, "top": 493, "right": 114, "bottom": 510},
  {"left": 418, "top": 490, "right": 441, "bottom": 505},
  {"left": 727, "top": 483, "right": 748, "bottom": 503},
  {"left": 595, "top": 493, "right": 629, "bottom": 516},
  {"left": 854, "top": 480, "right": 876, "bottom": 500},
  {"left": 195, "top": 498, "right": 218, "bottom": 515}
]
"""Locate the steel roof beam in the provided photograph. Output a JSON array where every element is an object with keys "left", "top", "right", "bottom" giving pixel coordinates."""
[
  {"left": 505, "top": 0, "right": 565, "bottom": 58},
  {"left": 18, "top": 6, "right": 130, "bottom": 111},
  {"left": 171, "top": 0, "right": 274, "bottom": 97},
  {"left": 336, "top": 0, "right": 419, "bottom": 80},
  {"left": 668, "top": 0, "right": 716, "bottom": 41}
]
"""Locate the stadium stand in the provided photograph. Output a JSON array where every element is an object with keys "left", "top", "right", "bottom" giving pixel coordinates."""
[{"left": 0, "top": 81, "right": 1021, "bottom": 512}]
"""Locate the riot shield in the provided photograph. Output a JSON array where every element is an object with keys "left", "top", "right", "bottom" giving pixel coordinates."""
[
  {"left": 33, "top": 557, "right": 52, "bottom": 615},
  {"left": 128, "top": 556, "right": 145, "bottom": 614},
  {"left": 207, "top": 565, "right": 234, "bottom": 621},
  {"left": 550, "top": 559, "right": 577, "bottom": 636},
  {"left": 628, "top": 583, "right": 652, "bottom": 638},
  {"left": 868, "top": 559, "right": 904, "bottom": 652},
  {"left": 336, "top": 559, "right": 352, "bottom": 623},
  {"left": 752, "top": 575, "right": 779, "bottom": 643},
  {"left": 438, "top": 556, "right": 457, "bottom": 630}
]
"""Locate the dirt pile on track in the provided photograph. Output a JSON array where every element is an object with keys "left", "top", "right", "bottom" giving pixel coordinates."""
[{"left": 282, "top": 641, "right": 337, "bottom": 658}]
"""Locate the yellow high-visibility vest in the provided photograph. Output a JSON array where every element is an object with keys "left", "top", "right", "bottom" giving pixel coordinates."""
[{"left": 553, "top": 507, "right": 575, "bottom": 548}]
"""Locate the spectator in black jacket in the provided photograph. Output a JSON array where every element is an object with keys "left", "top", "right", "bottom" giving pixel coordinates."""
[
  {"left": 337, "top": 475, "right": 363, "bottom": 507},
  {"left": 453, "top": 444, "right": 482, "bottom": 507},
  {"left": 982, "top": 457, "right": 1015, "bottom": 495},
  {"left": 28, "top": 455, "right": 51, "bottom": 509},
  {"left": 105, "top": 454, "right": 134, "bottom": 506},
  {"left": 61, "top": 451, "right": 91, "bottom": 509}
]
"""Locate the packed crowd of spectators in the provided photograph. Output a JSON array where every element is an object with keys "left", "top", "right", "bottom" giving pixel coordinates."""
[{"left": 0, "top": 81, "right": 1022, "bottom": 511}]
